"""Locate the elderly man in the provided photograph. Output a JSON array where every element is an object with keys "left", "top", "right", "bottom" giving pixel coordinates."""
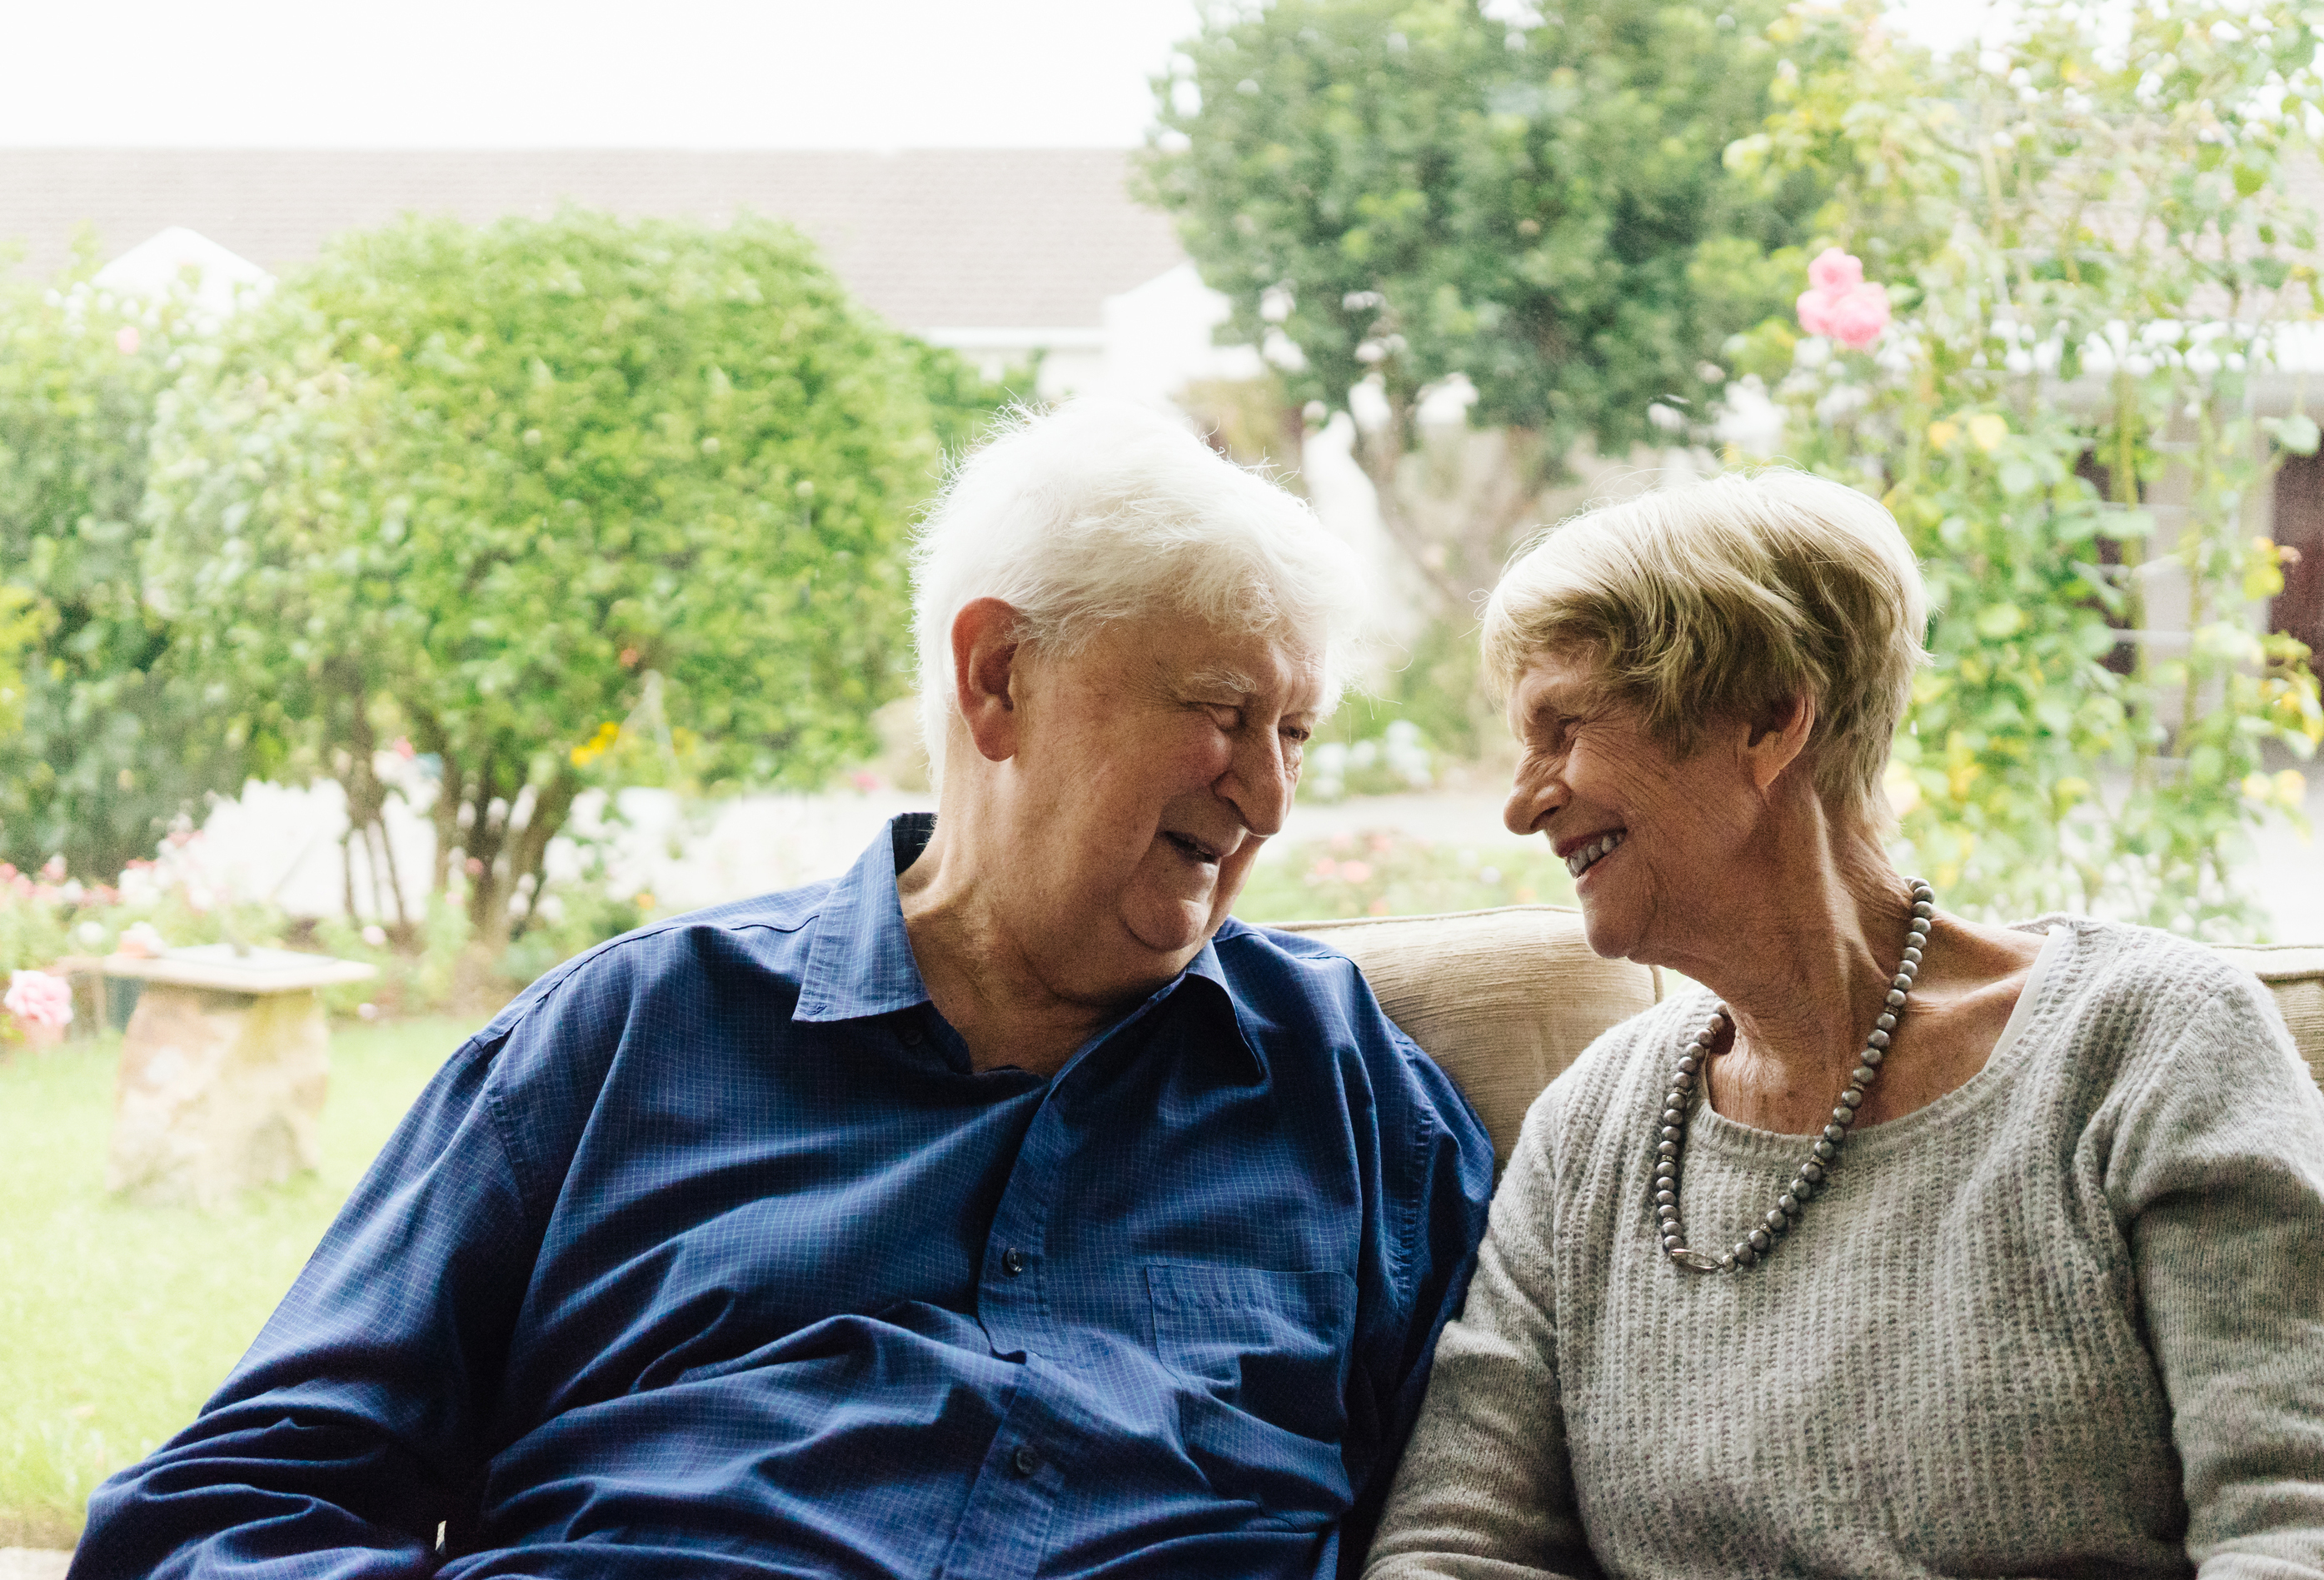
[{"left": 74, "top": 401, "right": 1494, "bottom": 1579}]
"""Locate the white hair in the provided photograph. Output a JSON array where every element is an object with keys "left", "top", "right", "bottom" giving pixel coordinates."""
[{"left": 912, "top": 399, "right": 1363, "bottom": 783}]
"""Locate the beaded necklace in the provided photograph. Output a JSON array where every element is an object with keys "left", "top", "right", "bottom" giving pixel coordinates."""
[{"left": 1653, "top": 879, "right": 1935, "bottom": 1273}]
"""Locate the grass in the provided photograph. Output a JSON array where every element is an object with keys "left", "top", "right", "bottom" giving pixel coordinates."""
[{"left": 0, "top": 1016, "right": 478, "bottom": 1548}]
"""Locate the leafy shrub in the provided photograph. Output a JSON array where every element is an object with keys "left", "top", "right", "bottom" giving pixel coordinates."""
[
  {"left": 1721, "top": 0, "right": 2324, "bottom": 935},
  {"left": 145, "top": 208, "right": 1004, "bottom": 959},
  {"left": 0, "top": 262, "right": 247, "bottom": 876}
]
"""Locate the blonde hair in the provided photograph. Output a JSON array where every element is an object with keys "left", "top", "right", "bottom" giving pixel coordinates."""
[
  {"left": 912, "top": 399, "right": 1363, "bottom": 785},
  {"left": 1482, "top": 469, "right": 1929, "bottom": 828}
]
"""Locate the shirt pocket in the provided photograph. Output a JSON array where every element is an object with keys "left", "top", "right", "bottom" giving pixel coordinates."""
[{"left": 1146, "top": 1262, "right": 1358, "bottom": 1526}]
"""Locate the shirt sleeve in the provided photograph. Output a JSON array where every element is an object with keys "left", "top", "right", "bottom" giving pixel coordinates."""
[
  {"left": 68, "top": 1019, "right": 549, "bottom": 1580},
  {"left": 1334, "top": 1026, "right": 1497, "bottom": 1579},
  {"left": 1361, "top": 1080, "right": 1603, "bottom": 1580},
  {"left": 2107, "top": 976, "right": 2324, "bottom": 1578}
]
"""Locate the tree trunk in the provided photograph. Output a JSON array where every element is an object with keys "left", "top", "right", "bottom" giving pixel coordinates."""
[{"left": 506, "top": 768, "right": 581, "bottom": 943}]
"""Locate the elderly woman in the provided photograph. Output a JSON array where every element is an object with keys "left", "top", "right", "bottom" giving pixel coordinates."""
[{"left": 1365, "top": 470, "right": 2324, "bottom": 1578}]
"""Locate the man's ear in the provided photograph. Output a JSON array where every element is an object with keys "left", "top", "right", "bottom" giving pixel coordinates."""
[
  {"left": 951, "top": 597, "right": 1026, "bottom": 765},
  {"left": 1743, "top": 692, "right": 1815, "bottom": 796}
]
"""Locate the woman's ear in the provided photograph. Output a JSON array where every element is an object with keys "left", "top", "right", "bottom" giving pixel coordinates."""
[
  {"left": 1743, "top": 692, "right": 1815, "bottom": 795},
  {"left": 950, "top": 597, "right": 1026, "bottom": 764}
]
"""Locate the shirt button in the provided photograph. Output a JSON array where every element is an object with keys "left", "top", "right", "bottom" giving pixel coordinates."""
[
  {"left": 899, "top": 1019, "right": 923, "bottom": 1046},
  {"left": 1010, "top": 1444, "right": 1040, "bottom": 1478},
  {"left": 1000, "top": 1247, "right": 1027, "bottom": 1277}
]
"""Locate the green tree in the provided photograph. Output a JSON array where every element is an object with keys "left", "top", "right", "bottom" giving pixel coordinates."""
[
  {"left": 1143, "top": 0, "right": 1822, "bottom": 610},
  {"left": 0, "top": 256, "right": 247, "bottom": 877},
  {"left": 1727, "top": 0, "right": 2324, "bottom": 935},
  {"left": 146, "top": 210, "right": 988, "bottom": 954}
]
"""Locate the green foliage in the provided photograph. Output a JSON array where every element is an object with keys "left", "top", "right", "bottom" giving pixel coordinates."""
[
  {"left": 1234, "top": 827, "right": 1575, "bottom": 921},
  {"left": 0, "top": 262, "right": 247, "bottom": 877},
  {"left": 1732, "top": 0, "right": 2324, "bottom": 935},
  {"left": 1145, "top": 0, "right": 1814, "bottom": 453},
  {"left": 145, "top": 210, "right": 990, "bottom": 949},
  {"left": 0, "top": 843, "right": 292, "bottom": 978}
]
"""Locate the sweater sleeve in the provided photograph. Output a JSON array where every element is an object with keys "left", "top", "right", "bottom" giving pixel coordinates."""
[
  {"left": 2107, "top": 975, "right": 2324, "bottom": 1578},
  {"left": 1363, "top": 1079, "right": 1603, "bottom": 1580}
]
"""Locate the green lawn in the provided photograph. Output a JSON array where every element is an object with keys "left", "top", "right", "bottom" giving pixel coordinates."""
[{"left": 0, "top": 1016, "right": 477, "bottom": 1548}]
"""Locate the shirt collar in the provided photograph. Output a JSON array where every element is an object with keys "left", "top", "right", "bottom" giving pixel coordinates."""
[
  {"left": 790, "top": 815, "right": 935, "bottom": 1024},
  {"left": 790, "top": 815, "right": 1264, "bottom": 1078}
]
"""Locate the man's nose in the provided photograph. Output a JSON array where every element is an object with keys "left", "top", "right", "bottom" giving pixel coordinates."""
[{"left": 1220, "top": 731, "right": 1295, "bottom": 839}]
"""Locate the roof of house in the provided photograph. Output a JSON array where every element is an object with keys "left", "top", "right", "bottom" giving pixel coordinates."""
[{"left": 0, "top": 148, "right": 1186, "bottom": 332}]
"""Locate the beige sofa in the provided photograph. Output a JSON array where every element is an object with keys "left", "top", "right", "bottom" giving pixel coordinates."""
[{"left": 1283, "top": 906, "right": 2324, "bottom": 1164}]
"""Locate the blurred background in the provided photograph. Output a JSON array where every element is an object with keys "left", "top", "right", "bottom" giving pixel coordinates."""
[{"left": 2, "top": 0, "right": 2321, "bottom": 1558}]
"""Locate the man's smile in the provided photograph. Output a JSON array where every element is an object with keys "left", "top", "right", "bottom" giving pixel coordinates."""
[{"left": 1162, "top": 830, "right": 1225, "bottom": 865}]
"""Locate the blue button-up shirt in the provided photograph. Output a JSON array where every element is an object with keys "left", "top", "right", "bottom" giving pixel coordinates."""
[{"left": 76, "top": 815, "right": 1493, "bottom": 1579}]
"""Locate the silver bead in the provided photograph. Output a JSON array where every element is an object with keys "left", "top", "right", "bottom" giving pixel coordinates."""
[
  {"left": 1885, "top": 989, "right": 1907, "bottom": 1007},
  {"left": 1663, "top": 1107, "right": 1686, "bottom": 1125},
  {"left": 1877, "top": 1011, "right": 1898, "bottom": 1029},
  {"left": 1831, "top": 1106, "right": 1855, "bottom": 1126},
  {"left": 1658, "top": 1140, "right": 1678, "bottom": 1157},
  {"left": 1824, "top": 1123, "right": 1848, "bottom": 1142},
  {"left": 1853, "top": 1065, "right": 1878, "bottom": 1085},
  {"left": 1892, "top": 973, "right": 1913, "bottom": 992},
  {"left": 1678, "top": 1054, "right": 1700, "bottom": 1074},
  {"left": 1862, "top": 1046, "right": 1885, "bottom": 1066},
  {"left": 1734, "top": 1243, "right": 1757, "bottom": 1266},
  {"left": 1839, "top": 1089, "right": 1863, "bottom": 1109},
  {"left": 1654, "top": 1189, "right": 1675, "bottom": 1205},
  {"left": 1868, "top": 1029, "right": 1890, "bottom": 1049},
  {"left": 1662, "top": 1125, "right": 1683, "bottom": 1143},
  {"left": 1673, "top": 1070, "right": 1694, "bottom": 1090},
  {"left": 1663, "top": 1234, "right": 1684, "bottom": 1253},
  {"left": 1748, "top": 1229, "right": 1771, "bottom": 1251},
  {"left": 1764, "top": 1209, "right": 1788, "bottom": 1233},
  {"left": 1791, "top": 1177, "right": 1814, "bottom": 1200},
  {"left": 1778, "top": 1193, "right": 1799, "bottom": 1214},
  {"left": 1913, "top": 900, "right": 1933, "bottom": 917},
  {"left": 1718, "top": 1252, "right": 1737, "bottom": 1271},
  {"left": 1813, "top": 1139, "right": 1836, "bottom": 1160},
  {"left": 1802, "top": 1160, "right": 1825, "bottom": 1183}
]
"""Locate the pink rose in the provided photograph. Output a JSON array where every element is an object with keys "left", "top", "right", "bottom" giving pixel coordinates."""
[
  {"left": 1807, "top": 247, "right": 1863, "bottom": 292},
  {"left": 1821, "top": 282, "right": 1892, "bottom": 350},
  {"left": 7, "top": 969, "right": 73, "bottom": 1029},
  {"left": 1796, "top": 249, "right": 1891, "bottom": 351},
  {"left": 116, "top": 326, "right": 141, "bottom": 356}
]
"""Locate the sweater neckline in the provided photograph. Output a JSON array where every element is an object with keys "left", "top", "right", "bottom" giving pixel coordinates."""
[{"left": 1678, "top": 920, "right": 2077, "bottom": 1165}]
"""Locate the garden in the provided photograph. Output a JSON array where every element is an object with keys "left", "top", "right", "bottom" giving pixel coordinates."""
[{"left": 4, "top": 0, "right": 2322, "bottom": 1549}]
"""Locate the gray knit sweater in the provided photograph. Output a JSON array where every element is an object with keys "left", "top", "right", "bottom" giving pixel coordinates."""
[{"left": 1366, "top": 918, "right": 2324, "bottom": 1579}]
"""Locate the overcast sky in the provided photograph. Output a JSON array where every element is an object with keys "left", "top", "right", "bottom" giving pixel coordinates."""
[{"left": 2, "top": 0, "right": 1985, "bottom": 148}]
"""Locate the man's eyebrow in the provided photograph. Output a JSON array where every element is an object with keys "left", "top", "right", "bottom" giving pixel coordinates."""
[{"left": 1174, "top": 664, "right": 1261, "bottom": 698}]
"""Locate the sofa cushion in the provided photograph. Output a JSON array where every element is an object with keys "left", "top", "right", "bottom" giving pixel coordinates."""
[
  {"left": 1276, "top": 907, "right": 1661, "bottom": 1164},
  {"left": 1279, "top": 907, "right": 2324, "bottom": 1167}
]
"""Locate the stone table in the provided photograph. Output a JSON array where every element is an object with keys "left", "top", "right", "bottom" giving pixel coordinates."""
[{"left": 102, "top": 945, "right": 377, "bottom": 1208}]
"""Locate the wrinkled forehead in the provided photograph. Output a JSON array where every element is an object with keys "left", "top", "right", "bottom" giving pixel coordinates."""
[
  {"left": 1160, "top": 627, "right": 1331, "bottom": 715},
  {"left": 1506, "top": 644, "right": 1616, "bottom": 724}
]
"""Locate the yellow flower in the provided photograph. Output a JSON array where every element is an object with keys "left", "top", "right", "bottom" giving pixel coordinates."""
[
  {"left": 1926, "top": 419, "right": 1960, "bottom": 451},
  {"left": 1967, "top": 413, "right": 2009, "bottom": 452}
]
